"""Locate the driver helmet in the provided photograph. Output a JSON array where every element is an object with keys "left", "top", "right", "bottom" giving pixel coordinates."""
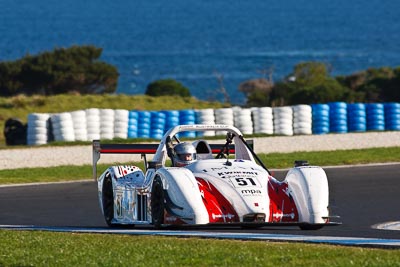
[{"left": 173, "top": 142, "right": 197, "bottom": 167}]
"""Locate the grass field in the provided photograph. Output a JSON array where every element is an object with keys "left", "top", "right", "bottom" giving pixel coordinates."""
[{"left": 1, "top": 230, "right": 400, "bottom": 267}]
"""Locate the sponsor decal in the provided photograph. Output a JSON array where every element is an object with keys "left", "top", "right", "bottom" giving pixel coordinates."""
[
  {"left": 212, "top": 213, "right": 236, "bottom": 220},
  {"left": 241, "top": 189, "right": 262, "bottom": 196},
  {"left": 202, "top": 166, "right": 257, "bottom": 173},
  {"left": 272, "top": 212, "right": 296, "bottom": 220}
]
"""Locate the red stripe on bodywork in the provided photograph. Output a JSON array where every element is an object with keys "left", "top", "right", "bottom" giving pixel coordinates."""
[
  {"left": 196, "top": 177, "right": 238, "bottom": 223},
  {"left": 267, "top": 176, "right": 299, "bottom": 222},
  {"left": 100, "top": 149, "right": 157, "bottom": 154}
]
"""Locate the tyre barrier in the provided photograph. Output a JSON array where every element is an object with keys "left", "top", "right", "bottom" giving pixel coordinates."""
[
  {"left": 251, "top": 107, "right": 273, "bottom": 135},
  {"left": 71, "top": 110, "right": 88, "bottom": 141},
  {"left": 86, "top": 108, "right": 101, "bottom": 141},
  {"left": 100, "top": 109, "right": 115, "bottom": 140},
  {"left": 347, "top": 103, "right": 366, "bottom": 132},
  {"left": 195, "top": 109, "right": 216, "bottom": 137},
  {"left": 162, "top": 110, "right": 180, "bottom": 134},
  {"left": 233, "top": 107, "right": 253, "bottom": 135},
  {"left": 366, "top": 103, "right": 385, "bottom": 131},
  {"left": 27, "top": 113, "right": 50, "bottom": 145},
  {"left": 312, "top": 104, "right": 330, "bottom": 134},
  {"left": 21, "top": 102, "right": 400, "bottom": 145},
  {"left": 273, "top": 106, "right": 293, "bottom": 136},
  {"left": 4, "top": 118, "right": 27, "bottom": 145},
  {"left": 293, "top": 105, "right": 312, "bottom": 135},
  {"left": 114, "top": 109, "right": 129, "bottom": 139},
  {"left": 384, "top": 103, "right": 400, "bottom": 131},
  {"left": 179, "top": 109, "right": 196, "bottom": 138},
  {"left": 214, "top": 108, "right": 234, "bottom": 136},
  {"left": 137, "top": 111, "right": 151, "bottom": 138},
  {"left": 128, "top": 111, "right": 138, "bottom": 138},
  {"left": 329, "top": 102, "right": 348, "bottom": 133},
  {"left": 150, "top": 112, "right": 166, "bottom": 140},
  {"left": 51, "top": 112, "right": 75, "bottom": 142}
]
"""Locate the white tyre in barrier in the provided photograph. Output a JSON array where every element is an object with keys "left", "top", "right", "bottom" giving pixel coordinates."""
[
  {"left": 86, "top": 108, "right": 100, "bottom": 116},
  {"left": 51, "top": 113, "right": 75, "bottom": 142},
  {"left": 28, "top": 119, "right": 48, "bottom": 128},
  {"left": 28, "top": 113, "right": 50, "bottom": 121},
  {"left": 292, "top": 104, "right": 312, "bottom": 113},
  {"left": 27, "top": 126, "right": 47, "bottom": 135},
  {"left": 259, "top": 106, "right": 273, "bottom": 112},
  {"left": 100, "top": 126, "right": 114, "bottom": 134},
  {"left": 101, "top": 133, "right": 115, "bottom": 140},
  {"left": 87, "top": 133, "right": 101, "bottom": 141},
  {"left": 293, "top": 121, "right": 312, "bottom": 129},
  {"left": 27, "top": 113, "right": 51, "bottom": 145},
  {"left": 274, "top": 118, "right": 292, "bottom": 126},
  {"left": 293, "top": 116, "right": 312, "bottom": 125},
  {"left": 215, "top": 108, "right": 234, "bottom": 116},
  {"left": 114, "top": 109, "right": 129, "bottom": 121},
  {"left": 114, "top": 132, "right": 128, "bottom": 139},
  {"left": 274, "top": 128, "right": 293, "bottom": 136},
  {"left": 273, "top": 111, "right": 292, "bottom": 120},
  {"left": 114, "top": 121, "right": 129, "bottom": 130},
  {"left": 294, "top": 127, "right": 313, "bottom": 135},
  {"left": 100, "top": 109, "right": 115, "bottom": 117}
]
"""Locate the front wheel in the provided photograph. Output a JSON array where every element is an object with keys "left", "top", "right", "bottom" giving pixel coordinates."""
[
  {"left": 151, "top": 176, "right": 165, "bottom": 229},
  {"left": 102, "top": 173, "right": 114, "bottom": 226}
]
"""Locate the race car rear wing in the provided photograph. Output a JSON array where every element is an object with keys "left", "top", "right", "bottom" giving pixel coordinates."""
[{"left": 92, "top": 140, "right": 252, "bottom": 180}]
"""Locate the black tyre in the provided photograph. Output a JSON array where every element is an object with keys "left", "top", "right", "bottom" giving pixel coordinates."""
[
  {"left": 299, "top": 223, "right": 324, "bottom": 230},
  {"left": 151, "top": 176, "right": 165, "bottom": 229},
  {"left": 102, "top": 173, "right": 114, "bottom": 226}
]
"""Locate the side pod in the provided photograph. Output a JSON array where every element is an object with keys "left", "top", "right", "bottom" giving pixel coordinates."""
[{"left": 285, "top": 166, "right": 329, "bottom": 224}]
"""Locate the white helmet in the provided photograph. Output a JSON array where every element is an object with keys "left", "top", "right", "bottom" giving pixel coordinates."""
[{"left": 172, "top": 142, "right": 197, "bottom": 167}]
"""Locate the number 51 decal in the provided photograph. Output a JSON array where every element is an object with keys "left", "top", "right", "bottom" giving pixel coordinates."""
[{"left": 230, "top": 177, "right": 260, "bottom": 187}]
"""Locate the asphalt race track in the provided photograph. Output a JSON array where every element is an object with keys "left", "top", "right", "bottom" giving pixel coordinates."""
[{"left": 1, "top": 164, "right": 400, "bottom": 245}]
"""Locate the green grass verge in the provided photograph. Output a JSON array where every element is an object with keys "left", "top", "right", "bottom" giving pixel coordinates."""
[
  {"left": 0, "top": 147, "right": 399, "bottom": 185},
  {"left": 1, "top": 230, "right": 399, "bottom": 267}
]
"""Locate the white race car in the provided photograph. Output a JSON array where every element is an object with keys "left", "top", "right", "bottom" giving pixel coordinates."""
[{"left": 93, "top": 124, "right": 339, "bottom": 229}]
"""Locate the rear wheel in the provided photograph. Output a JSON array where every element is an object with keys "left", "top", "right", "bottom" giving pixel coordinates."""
[
  {"left": 151, "top": 176, "right": 165, "bottom": 228},
  {"left": 102, "top": 173, "right": 114, "bottom": 226}
]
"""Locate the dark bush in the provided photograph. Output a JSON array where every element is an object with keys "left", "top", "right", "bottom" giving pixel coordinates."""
[
  {"left": 0, "top": 45, "right": 119, "bottom": 96},
  {"left": 145, "top": 79, "right": 191, "bottom": 97}
]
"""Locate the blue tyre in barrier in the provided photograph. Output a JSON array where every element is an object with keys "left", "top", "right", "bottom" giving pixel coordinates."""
[
  {"left": 347, "top": 103, "right": 366, "bottom": 132},
  {"left": 129, "top": 111, "right": 138, "bottom": 119},
  {"left": 179, "top": 109, "right": 196, "bottom": 137},
  {"left": 384, "top": 103, "right": 400, "bottom": 131},
  {"left": 367, "top": 104, "right": 385, "bottom": 131},
  {"left": 312, "top": 125, "right": 330, "bottom": 135},
  {"left": 163, "top": 110, "right": 180, "bottom": 132},
  {"left": 127, "top": 111, "right": 139, "bottom": 138},
  {"left": 128, "top": 131, "right": 138, "bottom": 138},
  {"left": 329, "top": 102, "right": 347, "bottom": 133},
  {"left": 311, "top": 104, "right": 330, "bottom": 134}
]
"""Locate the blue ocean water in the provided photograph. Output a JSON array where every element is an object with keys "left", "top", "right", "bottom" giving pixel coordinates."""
[{"left": 1, "top": 0, "right": 399, "bottom": 104}]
